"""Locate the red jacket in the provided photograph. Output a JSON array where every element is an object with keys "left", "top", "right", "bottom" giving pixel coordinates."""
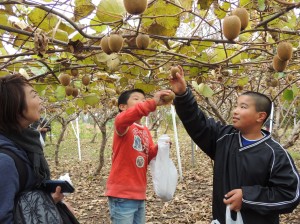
[{"left": 105, "top": 99, "right": 158, "bottom": 200}]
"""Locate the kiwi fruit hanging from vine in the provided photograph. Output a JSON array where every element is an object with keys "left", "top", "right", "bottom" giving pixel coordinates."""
[
  {"left": 136, "top": 34, "right": 150, "bottom": 49},
  {"left": 59, "top": 73, "right": 71, "bottom": 86},
  {"left": 65, "top": 86, "right": 73, "bottom": 96},
  {"left": 232, "top": 8, "right": 249, "bottom": 30},
  {"left": 108, "top": 34, "right": 124, "bottom": 53},
  {"left": 272, "top": 55, "right": 288, "bottom": 72},
  {"left": 123, "top": 0, "right": 147, "bottom": 15},
  {"left": 277, "top": 42, "right": 293, "bottom": 61},
  {"left": 82, "top": 75, "right": 91, "bottom": 86},
  {"left": 223, "top": 15, "right": 241, "bottom": 41},
  {"left": 100, "top": 36, "right": 112, "bottom": 55}
]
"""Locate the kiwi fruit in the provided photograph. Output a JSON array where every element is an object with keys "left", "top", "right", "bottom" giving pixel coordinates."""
[
  {"left": 286, "top": 74, "right": 294, "bottom": 82},
  {"left": 161, "top": 91, "right": 175, "bottom": 104},
  {"left": 72, "top": 88, "right": 79, "bottom": 97},
  {"left": 71, "top": 68, "right": 79, "bottom": 77},
  {"left": 100, "top": 36, "right": 112, "bottom": 55},
  {"left": 223, "top": 15, "right": 241, "bottom": 41},
  {"left": 123, "top": 0, "right": 147, "bottom": 15},
  {"left": 136, "top": 34, "right": 150, "bottom": 49},
  {"left": 277, "top": 42, "right": 293, "bottom": 61},
  {"left": 273, "top": 55, "right": 288, "bottom": 72},
  {"left": 232, "top": 8, "right": 249, "bottom": 30},
  {"left": 108, "top": 34, "right": 124, "bottom": 53},
  {"left": 82, "top": 75, "right": 90, "bottom": 86},
  {"left": 270, "top": 79, "right": 279, "bottom": 87},
  {"left": 65, "top": 86, "right": 73, "bottom": 96},
  {"left": 170, "top": 66, "right": 180, "bottom": 78},
  {"left": 59, "top": 73, "right": 71, "bottom": 86}
]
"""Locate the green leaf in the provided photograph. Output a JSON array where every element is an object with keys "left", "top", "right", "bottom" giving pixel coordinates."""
[
  {"left": 231, "top": 54, "right": 241, "bottom": 64},
  {"left": 74, "top": 0, "right": 95, "bottom": 21},
  {"left": 292, "top": 84, "right": 299, "bottom": 96},
  {"left": 90, "top": 15, "right": 107, "bottom": 33},
  {"left": 214, "top": 2, "right": 230, "bottom": 19},
  {"left": 192, "top": 82, "right": 214, "bottom": 98},
  {"left": 282, "top": 89, "right": 293, "bottom": 101},
  {"left": 258, "top": 0, "right": 266, "bottom": 11},
  {"left": 53, "top": 29, "right": 69, "bottom": 42},
  {"left": 237, "top": 76, "right": 249, "bottom": 86},
  {"left": 141, "top": 0, "right": 181, "bottom": 36},
  {"left": 59, "top": 21, "right": 76, "bottom": 35},
  {"left": 134, "top": 82, "right": 158, "bottom": 94},
  {"left": 96, "top": 0, "right": 125, "bottom": 24},
  {"left": 76, "top": 98, "right": 86, "bottom": 108},
  {"left": 55, "top": 86, "right": 66, "bottom": 100},
  {"left": 33, "top": 84, "right": 48, "bottom": 93},
  {"left": 28, "top": 8, "right": 59, "bottom": 32},
  {"left": 198, "top": 0, "right": 213, "bottom": 10},
  {"left": 83, "top": 94, "right": 100, "bottom": 106},
  {"left": 240, "top": 0, "right": 252, "bottom": 7},
  {"left": 0, "top": 13, "right": 9, "bottom": 34},
  {"left": 66, "top": 107, "right": 76, "bottom": 115}
]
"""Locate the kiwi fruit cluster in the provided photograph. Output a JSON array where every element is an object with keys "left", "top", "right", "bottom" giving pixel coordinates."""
[
  {"left": 223, "top": 8, "right": 249, "bottom": 41},
  {"left": 100, "top": 34, "right": 124, "bottom": 54},
  {"left": 123, "top": 0, "right": 147, "bottom": 15},
  {"left": 65, "top": 86, "right": 79, "bottom": 97},
  {"left": 136, "top": 34, "right": 150, "bottom": 49},
  {"left": 272, "top": 42, "right": 293, "bottom": 72}
]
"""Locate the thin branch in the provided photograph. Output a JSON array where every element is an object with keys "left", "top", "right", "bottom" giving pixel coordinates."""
[{"left": 255, "top": 3, "right": 300, "bottom": 28}]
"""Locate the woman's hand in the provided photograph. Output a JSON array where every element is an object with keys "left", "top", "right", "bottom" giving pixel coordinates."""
[{"left": 51, "top": 186, "right": 64, "bottom": 204}]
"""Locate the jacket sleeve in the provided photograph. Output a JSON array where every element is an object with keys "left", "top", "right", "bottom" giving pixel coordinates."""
[
  {"left": 242, "top": 148, "right": 300, "bottom": 215},
  {"left": 0, "top": 154, "right": 19, "bottom": 224},
  {"left": 173, "top": 88, "right": 223, "bottom": 159},
  {"left": 115, "top": 99, "right": 156, "bottom": 135}
]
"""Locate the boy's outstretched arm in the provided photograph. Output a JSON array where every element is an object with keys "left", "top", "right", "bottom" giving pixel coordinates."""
[{"left": 115, "top": 90, "right": 174, "bottom": 135}]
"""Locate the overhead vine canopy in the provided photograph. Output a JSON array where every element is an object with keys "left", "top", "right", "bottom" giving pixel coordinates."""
[{"left": 0, "top": 0, "right": 299, "bottom": 110}]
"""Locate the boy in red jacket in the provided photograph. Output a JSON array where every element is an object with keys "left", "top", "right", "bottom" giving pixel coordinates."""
[{"left": 105, "top": 88, "right": 172, "bottom": 224}]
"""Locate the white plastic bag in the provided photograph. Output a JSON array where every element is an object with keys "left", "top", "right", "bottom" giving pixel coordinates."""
[
  {"left": 211, "top": 205, "right": 243, "bottom": 224},
  {"left": 226, "top": 205, "right": 244, "bottom": 224},
  {"left": 150, "top": 134, "right": 178, "bottom": 202},
  {"left": 39, "top": 133, "right": 45, "bottom": 147}
]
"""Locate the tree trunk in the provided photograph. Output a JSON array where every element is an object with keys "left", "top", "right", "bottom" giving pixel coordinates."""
[
  {"left": 94, "top": 124, "right": 107, "bottom": 175},
  {"left": 55, "top": 124, "right": 67, "bottom": 166}
]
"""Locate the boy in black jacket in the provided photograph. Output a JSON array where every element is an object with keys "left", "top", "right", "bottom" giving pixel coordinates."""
[{"left": 169, "top": 66, "right": 300, "bottom": 224}]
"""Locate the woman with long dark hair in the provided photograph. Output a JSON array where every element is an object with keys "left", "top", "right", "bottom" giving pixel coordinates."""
[{"left": 0, "top": 74, "right": 66, "bottom": 223}]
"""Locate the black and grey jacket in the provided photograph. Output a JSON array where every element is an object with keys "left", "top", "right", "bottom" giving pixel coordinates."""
[{"left": 174, "top": 88, "right": 300, "bottom": 224}]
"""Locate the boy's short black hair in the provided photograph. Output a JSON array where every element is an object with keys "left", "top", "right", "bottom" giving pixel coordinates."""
[
  {"left": 241, "top": 91, "right": 272, "bottom": 122},
  {"left": 117, "top": 89, "right": 145, "bottom": 112}
]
